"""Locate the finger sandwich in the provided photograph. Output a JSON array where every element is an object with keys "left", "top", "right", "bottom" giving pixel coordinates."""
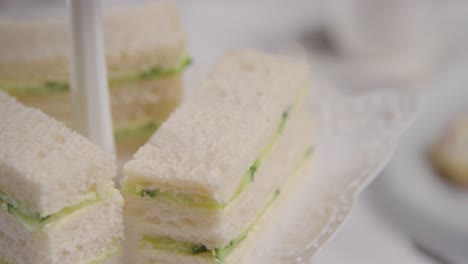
[
  {"left": 122, "top": 50, "right": 316, "bottom": 263},
  {"left": 0, "top": 92, "right": 124, "bottom": 264},
  {"left": 0, "top": 2, "right": 189, "bottom": 156}
]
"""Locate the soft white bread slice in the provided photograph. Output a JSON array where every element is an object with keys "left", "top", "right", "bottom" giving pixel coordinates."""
[
  {"left": 137, "top": 249, "right": 211, "bottom": 264},
  {"left": 0, "top": 2, "right": 187, "bottom": 84},
  {"left": 0, "top": 189, "right": 124, "bottom": 264},
  {"left": 101, "top": 252, "right": 123, "bottom": 264},
  {"left": 431, "top": 116, "right": 468, "bottom": 186},
  {"left": 0, "top": 91, "right": 115, "bottom": 217},
  {"left": 135, "top": 161, "right": 315, "bottom": 264},
  {"left": 125, "top": 110, "right": 315, "bottom": 249},
  {"left": 123, "top": 50, "right": 311, "bottom": 203}
]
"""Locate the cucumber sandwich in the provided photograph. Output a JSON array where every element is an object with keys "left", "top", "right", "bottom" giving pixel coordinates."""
[
  {"left": 0, "top": 92, "right": 124, "bottom": 264},
  {"left": 122, "top": 50, "right": 316, "bottom": 263},
  {"left": 0, "top": 2, "right": 189, "bottom": 157}
]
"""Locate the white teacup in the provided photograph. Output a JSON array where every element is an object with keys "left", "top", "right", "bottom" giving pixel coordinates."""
[{"left": 325, "top": 0, "right": 443, "bottom": 77}]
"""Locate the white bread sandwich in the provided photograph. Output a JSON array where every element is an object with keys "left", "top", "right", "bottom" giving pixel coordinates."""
[
  {"left": 431, "top": 116, "right": 468, "bottom": 186},
  {"left": 121, "top": 50, "right": 316, "bottom": 263},
  {"left": 0, "top": 91, "right": 124, "bottom": 264},
  {"left": 0, "top": 2, "right": 189, "bottom": 157}
]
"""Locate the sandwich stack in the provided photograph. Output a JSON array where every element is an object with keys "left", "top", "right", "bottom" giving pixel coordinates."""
[
  {"left": 0, "top": 92, "right": 124, "bottom": 264},
  {"left": 122, "top": 50, "right": 316, "bottom": 263},
  {"left": 0, "top": 2, "right": 189, "bottom": 156}
]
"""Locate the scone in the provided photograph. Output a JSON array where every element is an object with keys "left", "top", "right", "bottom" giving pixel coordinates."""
[{"left": 431, "top": 116, "right": 468, "bottom": 186}]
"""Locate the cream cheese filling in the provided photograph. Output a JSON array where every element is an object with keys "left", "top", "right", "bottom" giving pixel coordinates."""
[
  {"left": 138, "top": 147, "right": 313, "bottom": 263},
  {"left": 0, "top": 187, "right": 113, "bottom": 232},
  {"left": 0, "top": 56, "right": 191, "bottom": 97}
]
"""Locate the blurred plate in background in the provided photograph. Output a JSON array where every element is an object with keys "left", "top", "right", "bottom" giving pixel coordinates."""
[{"left": 373, "top": 61, "right": 468, "bottom": 263}]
